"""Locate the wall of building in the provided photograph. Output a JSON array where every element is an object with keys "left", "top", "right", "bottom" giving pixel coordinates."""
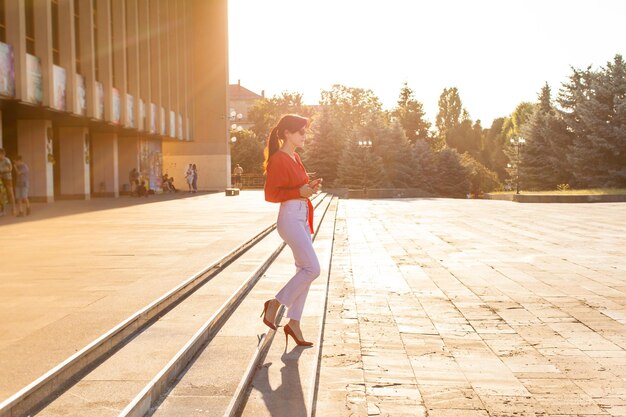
[{"left": 0, "top": 0, "right": 229, "bottom": 200}]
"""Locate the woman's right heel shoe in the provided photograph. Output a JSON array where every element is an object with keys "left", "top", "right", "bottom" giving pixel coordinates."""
[
  {"left": 260, "top": 300, "right": 277, "bottom": 331},
  {"left": 284, "top": 324, "right": 313, "bottom": 348}
]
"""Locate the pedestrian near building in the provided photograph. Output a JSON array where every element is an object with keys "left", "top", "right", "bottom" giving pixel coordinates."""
[
  {"left": 185, "top": 163, "right": 193, "bottom": 193},
  {"left": 13, "top": 156, "right": 31, "bottom": 217},
  {"left": 233, "top": 164, "right": 243, "bottom": 188},
  {"left": 129, "top": 168, "right": 140, "bottom": 196},
  {"left": 260, "top": 114, "right": 323, "bottom": 348},
  {"left": 191, "top": 164, "right": 198, "bottom": 193},
  {"left": 0, "top": 148, "right": 16, "bottom": 216}
]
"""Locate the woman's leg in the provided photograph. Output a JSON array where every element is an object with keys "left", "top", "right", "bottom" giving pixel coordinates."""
[{"left": 275, "top": 204, "right": 320, "bottom": 321}]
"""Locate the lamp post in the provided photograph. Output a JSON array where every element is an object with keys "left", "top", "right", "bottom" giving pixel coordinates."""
[
  {"left": 229, "top": 109, "right": 243, "bottom": 143},
  {"left": 358, "top": 140, "right": 372, "bottom": 196},
  {"left": 510, "top": 136, "right": 526, "bottom": 194}
]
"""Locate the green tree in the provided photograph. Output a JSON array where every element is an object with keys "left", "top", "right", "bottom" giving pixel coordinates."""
[
  {"left": 247, "top": 92, "right": 314, "bottom": 141},
  {"left": 320, "top": 85, "right": 382, "bottom": 134},
  {"left": 411, "top": 139, "right": 439, "bottom": 193},
  {"left": 336, "top": 139, "right": 386, "bottom": 189},
  {"left": 559, "top": 54, "right": 626, "bottom": 187},
  {"left": 503, "top": 102, "right": 536, "bottom": 181},
  {"left": 481, "top": 117, "right": 509, "bottom": 181},
  {"left": 433, "top": 148, "right": 470, "bottom": 197},
  {"left": 301, "top": 107, "right": 343, "bottom": 185},
  {"left": 461, "top": 153, "right": 502, "bottom": 194},
  {"left": 392, "top": 82, "right": 431, "bottom": 145},
  {"left": 520, "top": 83, "right": 572, "bottom": 189},
  {"left": 434, "top": 87, "right": 464, "bottom": 150},
  {"left": 229, "top": 129, "right": 265, "bottom": 174}
]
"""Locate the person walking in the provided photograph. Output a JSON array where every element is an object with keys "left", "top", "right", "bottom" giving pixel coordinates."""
[
  {"left": 260, "top": 114, "right": 323, "bottom": 348},
  {"left": 13, "top": 156, "right": 31, "bottom": 216},
  {"left": 0, "top": 148, "right": 17, "bottom": 216},
  {"left": 191, "top": 164, "right": 198, "bottom": 193},
  {"left": 233, "top": 164, "right": 243, "bottom": 188},
  {"left": 184, "top": 163, "right": 193, "bottom": 193}
]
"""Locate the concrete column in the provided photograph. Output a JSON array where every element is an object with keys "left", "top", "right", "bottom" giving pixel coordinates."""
[
  {"left": 158, "top": 0, "right": 170, "bottom": 136},
  {"left": 96, "top": 0, "right": 113, "bottom": 122},
  {"left": 34, "top": 0, "right": 54, "bottom": 108},
  {"left": 168, "top": 0, "right": 179, "bottom": 138},
  {"left": 59, "top": 0, "right": 77, "bottom": 114},
  {"left": 78, "top": 0, "right": 97, "bottom": 119},
  {"left": 17, "top": 120, "right": 54, "bottom": 202},
  {"left": 149, "top": 0, "right": 161, "bottom": 135},
  {"left": 0, "top": 110, "right": 3, "bottom": 148},
  {"left": 91, "top": 132, "right": 119, "bottom": 197},
  {"left": 138, "top": 0, "right": 151, "bottom": 133},
  {"left": 179, "top": 0, "right": 188, "bottom": 140},
  {"left": 59, "top": 127, "right": 90, "bottom": 199},
  {"left": 111, "top": 0, "right": 127, "bottom": 126},
  {"left": 126, "top": 0, "right": 140, "bottom": 130},
  {"left": 5, "top": 0, "right": 27, "bottom": 102},
  {"left": 117, "top": 137, "right": 139, "bottom": 194}
]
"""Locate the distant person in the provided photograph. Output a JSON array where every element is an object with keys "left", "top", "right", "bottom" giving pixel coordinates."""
[
  {"left": 185, "top": 163, "right": 193, "bottom": 193},
  {"left": 191, "top": 164, "right": 198, "bottom": 193},
  {"left": 260, "top": 114, "right": 323, "bottom": 348},
  {"left": 0, "top": 148, "right": 16, "bottom": 216},
  {"left": 136, "top": 180, "right": 149, "bottom": 197},
  {"left": 233, "top": 164, "right": 243, "bottom": 188},
  {"left": 129, "top": 168, "right": 140, "bottom": 196},
  {"left": 13, "top": 156, "right": 31, "bottom": 217},
  {"left": 162, "top": 173, "right": 177, "bottom": 193}
]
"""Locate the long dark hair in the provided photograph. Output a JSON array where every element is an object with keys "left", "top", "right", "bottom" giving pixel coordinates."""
[{"left": 263, "top": 114, "right": 309, "bottom": 173}]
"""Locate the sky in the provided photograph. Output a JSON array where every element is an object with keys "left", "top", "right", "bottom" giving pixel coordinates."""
[{"left": 228, "top": 0, "right": 626, "bottom": 127}]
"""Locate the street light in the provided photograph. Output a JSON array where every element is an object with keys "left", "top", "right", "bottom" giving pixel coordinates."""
[
  {"left": 358, "top": 140, "right": 373, "bottom": 196},
  {"left": 510, "top": 136, "right": 526, "bottom": 194}
]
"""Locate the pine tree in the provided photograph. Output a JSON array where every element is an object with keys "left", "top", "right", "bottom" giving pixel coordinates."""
[
  {"left": 392, "top": 82, "right": 431, "bottom": 145},
  {"left": 302, "top": 107, "right": 343, "bottom": 185},
  {"left": 433, "top": 148, "right": 470, "bottom": 197},
  {"left": 336, "top": 138, "right": 386, "bottom": 189},
  {"left": 520, "top": 83, "right": 572, "bottom": 189},
  {"left": 411, "top": 139, "right": 438, "bottom": 193},
  {"left": 559, "top": 55, "right": 626, "bottom": 187}
]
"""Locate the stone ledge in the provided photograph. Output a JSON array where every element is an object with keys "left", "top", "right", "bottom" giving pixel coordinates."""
[{"left": 484, "top": 193, "right": 626, "bottom": 203}]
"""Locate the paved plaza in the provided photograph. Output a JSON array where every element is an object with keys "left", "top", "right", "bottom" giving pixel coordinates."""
[
  {"left": 317, "top": 199, "right": 626, "bottom": 417},
  {"left": 1, "top": 193, "right": 625, "bottom": 416}
]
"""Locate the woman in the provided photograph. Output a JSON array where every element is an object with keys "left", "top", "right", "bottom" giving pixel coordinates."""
[
  {"left": 261, "top": 114, "right": 323, "bottom": 348},
  {"left": 191, "top": 164, "right": 198, "bottom": 193}
]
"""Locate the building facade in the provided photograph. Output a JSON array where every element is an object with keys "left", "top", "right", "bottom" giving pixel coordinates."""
[
  {"left": 228, "top": 80, "right": 263, "bottom": 131},
  {"left": 0, "top": 0, "right": 229, "bottom": 201}
]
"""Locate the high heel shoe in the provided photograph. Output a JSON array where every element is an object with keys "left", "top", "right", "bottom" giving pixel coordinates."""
[
  {"left": 260, "top": 300, "right": 277, "bottom": 330},
  {"left": 284, "top": 324, "right": 313, "bottom": 348}
]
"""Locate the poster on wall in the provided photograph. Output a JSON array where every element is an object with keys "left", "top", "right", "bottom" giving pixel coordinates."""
[
  {"left": 126, "top": 94, "right": 134, "bottom": 128},
  {"left": 150, "top": 103, "right": 156, "bottom": 134},
  {"left": 160, "top": 107, "right": 165, "bottom": 135},
  {"left": 178, "top": 114, "right": 183, "bottom": 139},
  {"left": 96, "top": 81, "right": 104, "bottom": 119},
  {"left": 52, "top": 65, "right": 66, "bottom": 111},
  {"left": 76, "top": 74, "right": 86, "bottom": 115},
  {"left": 139, "top": 139, "right": 163, "bottom": 191},
  {"left": 139, "top": 99, "right": 145, "bottom": 131},
  {"left": 112, "top": 88, "right": 120, "bottom": 124},
  {"left": 186, "top": 117, "right": 190, "bottom": 140},
  {"left": 0, "top": 42, "right": 15, "bottom": 97},
  {"left": 170, "top": 111, "right": 175, "bottom": 138},
  {"left": 26, "top": 53, "right": 43, "bottom": 104}
]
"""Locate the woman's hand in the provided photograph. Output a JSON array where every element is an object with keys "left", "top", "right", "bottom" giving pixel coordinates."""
[
  {"left": 309, "top": 178, "right": 323, "bottom": 192},
  {"left": 299, "top": 184, "right": 315, "bottom": 198}
]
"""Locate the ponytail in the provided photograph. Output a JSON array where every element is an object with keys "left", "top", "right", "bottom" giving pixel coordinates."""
[
  {"left": 263, "top": 126, "right": 282, "bottom": 173},
  {"left": 263, "top": 114, "right": 309, "bottom": 174}
]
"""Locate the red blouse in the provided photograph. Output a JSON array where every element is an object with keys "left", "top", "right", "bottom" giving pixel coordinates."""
[{"left": 264, "top": 151, "right": 314, "bottom": 233}]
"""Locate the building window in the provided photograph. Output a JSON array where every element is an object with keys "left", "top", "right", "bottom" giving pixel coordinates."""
[
  {"left": 74, "top": 0, "right": 81, "bottom": 73},
  {"left": 52, "top": 0, "right": 60, "bottom": 65},
  {"left": 25, "top": 0, "right": 35, "bottom": 55},
  {"left": 0, "top": 0, "right": 6, "bottom": 43}
]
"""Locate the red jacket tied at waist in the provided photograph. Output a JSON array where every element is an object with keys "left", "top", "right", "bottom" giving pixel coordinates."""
[{"left": 264, "top": 151, "right": 314, "bottom": 234}]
